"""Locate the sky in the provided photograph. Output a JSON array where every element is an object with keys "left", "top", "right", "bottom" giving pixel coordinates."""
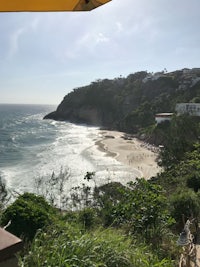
[{"left": 0, "top": 0, "right": 200, "bottom": 105}]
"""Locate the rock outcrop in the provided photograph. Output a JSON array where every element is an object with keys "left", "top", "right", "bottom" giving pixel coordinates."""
[
  {"left": 44, "top": 68, "right": 200, "bottom": 132},
  {"left": 44, "top": 106, "right": 102, "bottom": 126}
]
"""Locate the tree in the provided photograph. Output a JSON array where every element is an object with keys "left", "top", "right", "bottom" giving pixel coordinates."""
[
  {"left": 1, "top": 193, "right": 56, "bottom": 240},
  {"left": 0, "top": 176, "right": 9, "bottom": 210},
  {"left": 170, "top": 190, "right": 200, "bottom": 229},
  {"left": 158, "top": 115, "right": 200, "bottom": 169},
  {"left": 35, "top": 168, "right": 71, "bottom": 210},
  {"left": 187, "top": 172, "right": 200, "bottom": 192},
  {"left": 108, "top": 179, "right": 173, "bottom": 245},
  {"left": 78, "top": 207, "right": 96, "bottom": 229},
  {"left": 93, "top": 182, "right": 127, "bottom": 226}
]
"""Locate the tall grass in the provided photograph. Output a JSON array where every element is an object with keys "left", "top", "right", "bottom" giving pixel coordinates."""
[{"left": 19, "top": 223, "right": 174, "bottom": 267}]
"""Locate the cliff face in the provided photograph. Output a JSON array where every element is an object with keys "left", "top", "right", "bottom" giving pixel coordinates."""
[
  {"left": 44, "top": 68, "right": 200, "bottom": 132},
  {"left": 45, "top": 107, "right": 102, "bottom": 126}
]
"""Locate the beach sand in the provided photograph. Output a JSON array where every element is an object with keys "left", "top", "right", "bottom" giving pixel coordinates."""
[{"left": 96, "top": 130, "right": 162, "bottom": 180}]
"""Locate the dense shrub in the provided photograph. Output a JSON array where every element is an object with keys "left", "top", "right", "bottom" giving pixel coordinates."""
[
  {"left": 93, "top": 182, "right": 127, "bottom": 226},
  {"left": 186, "top": 172, "right": 200, "bottom": 192},
  {"left": 1, "top": 192, "right": 56, "bottom": 240},
  {"left": 78, "top": 207, "right": 96, "bottom": 229},
  {"left": 111, "top": 179, "right": 172, "bottom": 239},
  {"left": 170, "top": 190, "right": 200, "bottom": 229},
  {"left": 157, "top": 115, "right": 200, "bottom": 169}
]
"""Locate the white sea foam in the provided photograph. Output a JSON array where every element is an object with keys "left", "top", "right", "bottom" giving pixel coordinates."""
[
  {"left": 2, "top": 122, "right": 135, "bottom": 196},
  {"left": 0, "top": 106, "right": 137, "bottom": 204}
]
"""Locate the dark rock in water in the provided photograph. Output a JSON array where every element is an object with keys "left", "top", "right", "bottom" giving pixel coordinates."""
[
  {"left": 43, "top": 111, "right": 63, "bottom": 120},
  {"left": 44, "top": 106, "right": 103, "bottom": 126},
  {"left": 105, "top": 135, "right": 115, "bottom": 139}
]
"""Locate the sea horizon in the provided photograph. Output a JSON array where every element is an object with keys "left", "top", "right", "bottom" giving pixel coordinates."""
[{"left": 0, "top": 102, "right": 57, "bottom": 106}]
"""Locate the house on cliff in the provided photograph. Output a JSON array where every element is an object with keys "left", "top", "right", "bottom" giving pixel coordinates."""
[
  {"left": 155, "top": 113, "right": 173, "bottom": 124},
  {"left": 176, "top": 103, "right": 200, "bottom": 116}
]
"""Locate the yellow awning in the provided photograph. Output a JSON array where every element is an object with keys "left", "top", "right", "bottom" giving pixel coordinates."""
[{"left": 0, "top": 0, "right": 111, "bottom": 12}]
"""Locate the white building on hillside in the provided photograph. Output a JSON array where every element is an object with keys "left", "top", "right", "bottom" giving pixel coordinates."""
[
  {"left": 176, "top": 103, "right": 200, "bottom": 116},
  {"left": 155, "top": 113, "right": 173, "bottom": 124}
]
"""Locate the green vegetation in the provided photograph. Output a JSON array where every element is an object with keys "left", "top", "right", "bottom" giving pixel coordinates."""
[
  {"left": 20, "top": 225, "right": 174, "bottom": 267},
  {"left": 152, "top": 115, "right": 200, "bottom": 169},
  {"left": 1, "top": 177, "right": 179, "bottom": 266},
  {"left": 1, "top": 193, "right": 56, "bottom": 240},
  {"left": 155, "top": 143, "right": 200, "bottom": 228},
  {"left": 0, "top": 176, "right": 9, "bottom": 216}
]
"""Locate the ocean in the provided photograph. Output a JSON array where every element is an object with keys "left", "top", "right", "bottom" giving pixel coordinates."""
[{"left": 0, "top": 104, "right": 134, "bottom": 204}]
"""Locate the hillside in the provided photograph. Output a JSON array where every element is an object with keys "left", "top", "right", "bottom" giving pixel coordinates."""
[{"left": 44, "top": 68, "right": 200, "bottom": 133}]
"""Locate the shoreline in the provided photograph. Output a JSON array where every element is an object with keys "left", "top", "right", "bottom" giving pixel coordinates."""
[{"left": 96, "top": 130, "right": 162, "bottom": 180}]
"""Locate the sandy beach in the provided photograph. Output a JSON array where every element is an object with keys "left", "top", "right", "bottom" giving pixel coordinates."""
[{"left": 96, "top": 130, "right": 162, "bottom": 180}]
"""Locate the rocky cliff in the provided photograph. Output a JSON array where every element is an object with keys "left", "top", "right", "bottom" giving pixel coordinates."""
[{"left": 44, "top": 68, "right": 200, "bottom": 133}]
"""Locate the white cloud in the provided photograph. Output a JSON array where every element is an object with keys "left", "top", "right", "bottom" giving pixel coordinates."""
[
  {"left": 8, "top": 27, "right": 26, "bottom": 59},
  {"left": 6, "top": 15, "right": 43, "bottom": 60},
  {"left": 96, "top": 33, "right": 109, "bottom": 44},
  {"left": 63, "top": 31, "right": 110, "bottom": 60},
  {"left": 77, "top": 32, "right": 110, "bottom": 48},
  {"left": 78, "top": 33, "right": 91, "bottom": 47},
  {"left": 30, "top": 16, "right": 41, "bottom": 31},
  {"left": 116, "top": 22, "right": 123, "bottom": 33}
]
